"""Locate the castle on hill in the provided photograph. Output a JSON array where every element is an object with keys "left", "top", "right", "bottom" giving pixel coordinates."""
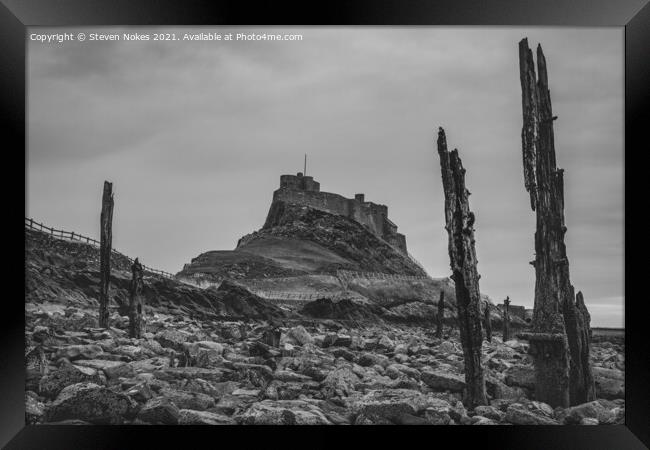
[{"left": 269, "top": 172, "right": 408, "bottom": 254}]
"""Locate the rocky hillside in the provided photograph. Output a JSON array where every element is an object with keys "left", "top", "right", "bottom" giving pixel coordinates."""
[
  {"left": 26, "top": 229, "right": 289, "bottom": 322},
  {"left": 178, "top": 202, "right": 426, "bottom": 281}
]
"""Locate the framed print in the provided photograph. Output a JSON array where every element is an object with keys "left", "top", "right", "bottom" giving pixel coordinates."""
[{"left": 2, "top": 0, "right": 648, "bottom": 448}]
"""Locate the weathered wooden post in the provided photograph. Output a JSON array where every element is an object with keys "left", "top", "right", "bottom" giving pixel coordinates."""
[
  {"left": 436, "top": 127, "right": 487, "bottom": 408},
  {"left": 518, "top": 38, "right": 594, "bottom": 407},
  {"left": 503, "top": 296, "right": 511, "bottom": 342},
  {"left": 98, "top": 181, "right": 114, "bottom": 329},
  {"left": 128, "top": 257, "right": 145, "bottom": 338},
  {"left": 436, "top": 291, "right": 445, "bottom": 339},
  {"left": 483, "top": 302, "right": 492, "bottom": 343}
]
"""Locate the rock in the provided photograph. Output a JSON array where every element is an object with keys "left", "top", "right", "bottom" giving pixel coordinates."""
[
  {"left": 25, "top": 392, "right": 45, "bottom": 425},
  {"left": 377, "top": 335, "right": 395, "bottom": 351},
  {"left": 485, "top": 376, "right": 527, "bottom": 400},
  {"left": 473, "top": 405, "right": 505, "bottom": 422},
  {"left": 229, "top": 363, "right": 273, "bottom": 387},
  {"left": 287, "top": 326, "right": 314, "bottom": 346},
  {"left": 130, "top": 356, "right": 170, "bottom": 373},
  {"left": 437, "top": 341, "right": 456, "bottom": 354},
  {"left": 273, "top": 370, "right": 312, "bottom": 383},
  {"left": 159, "top": 387, "right": 216, "bottom": 411},
  {"left": 55, "top": 345, "right": 103, "bottom": 361},
  {"left": 321, "top": 367, "right": 360, "bottom": 398},
  {"left": 592, "top": 367, "right": 625, "bottom": 400},
  {"left": 45, "top": 382, "right": 133, "bottom": 424},
  {"left": 178, "top": 409, "right": 236, "bottom": 425},
  {"left": 38, "top": 364, "right": 103, "bottom": 399},
  {"left": 357, "top": 352, "right": 389, "bottom": 368},
  {"left": 184, "top": 343, "right": 224, "bottom": 369},
  {"left": 330, "top": 347, "right": 355, "bottom": 361},
  {"left": 195, "top": 341, "right": 224, "bottom": 353},
  {"left": 580, "top": 417, "right": 599, "bottom": 425},
  {"left": 348, "top": 389, "right": 437, "bottom": 424},
  {"left": 556, "top": 401, "right": 617, "bottom": 425},
  {"left": 74, "top": 359, "right": 136, "bottom": 380},
  {"left": 125, "top": 383, "right": 154, "bottom": 403},
  {"left": 504, "top": 340, "right": 528, "bottom": 353},
  {"left": 155, "top": 329, "right": 194, "bottom": 352},
  {"left": 473, "top": 416, "right": 499, "bottom": 425},
  {"left": 154, "top": 367, "right": 228, "bottom": 383},
  {"left": 504, "top": 364, "right": 536, "bottom": 390},
  {"left": 423, "top": 398, "right": 454, "bottom": 425},
  {"left": 333, "top": 335, "right": 352, "bottom": 347},
  {"left": 114, "top": 345, "right": 144, "bottom": 360},
  {"left": 504, "top": 403, "right": 559, "bottom": 425},
  {"left": 394, "top": 343, "right": 408, "bottom": 355},
  {"left": 137, "top": 397, "right": 180, "bottom": 425},
  {"left": 236, "top": 400, "right": 332, "bottom": 425},
  {"left": 421, "top": 369, "right": 466, "bottom": 392}
]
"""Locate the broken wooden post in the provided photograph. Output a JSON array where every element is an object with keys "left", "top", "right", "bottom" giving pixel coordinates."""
[
  {"left": 98, "top": 181, "right": 114, "bottom": 329},
  {"left": 436, "top": 127, "right": 487, "bottom": 408},
  {"left": 518, "top": 38, "right": 594, "bottom": 407},
  {"left": 503, "top": 296, "right": 511, "bottom": 342},
  {"left": 436, "top": 291, "right": 445, "bottom": 339},
  {"left": 483, "top": 302, "right": 492, "bottom": 343},
  {"left": 128, "top": 257, "right": 145, "bottom": 338},
  {"left": 569, "top": 291, "right": 596, "bottom": 404}
]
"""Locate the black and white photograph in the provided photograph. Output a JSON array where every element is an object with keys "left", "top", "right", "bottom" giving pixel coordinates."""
[{"left": 24, "top": 26, "right": 625, "bottom": 426}]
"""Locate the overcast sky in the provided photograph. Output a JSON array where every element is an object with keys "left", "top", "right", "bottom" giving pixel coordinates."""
[{"left": 27, "top": 27, "right": 623, "bottom": 327}]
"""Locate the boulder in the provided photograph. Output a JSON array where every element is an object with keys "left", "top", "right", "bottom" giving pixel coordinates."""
[
  {"left": 504, "top": 403, "right": 559, "bottom": 425},
  {"left": 321, "top": 367, "right": 360, "bottom": 398},
  {"left": 592, "top": 367, "right": 625, "bottom": 400},
  {"left": 154, "top": 329, "right": 194, "bottom": 352},
  {"left": 421, "top": 369, "right": 466, "bottom": 392},
  {"left": 357, "top": 352, "right": 389, "bottom": 368},
  {"left": 287, "top": 326, "right": 314, "bottom": 346},
  {"left": 178, "top": 409, "right": 236, "bottom": 425},
  {"left": 45, "top": 382, "right": 133, "bottom": 425},
  {"left": 137, "top": 397, "right": 180, "bottom": 425},
  {"left": 556, "top": 401, "right": 617, "bottom": 425},
  {"left": 473, "top": 405, "right": 505, "bottom": 422},
  {"left": 348, "top": 389, "right": 438, "bottom": 424},
  {"left": 377, "top": 335, "right": 395, "bottom": 351},
  {"left": 236, "top": 400, "right": 332, "bottom": 425},
  {"left": 159, "top": 387, "right": 216, "bottom": 411},
  {"left": 153, "top": 367, "right": 228, "bottom": 383},
  {"left": 25, "top": 392, "right": 45, "bottom": 425},
  {"left": 39, "top": 364, "right": 103, "bottom": 399},
  {"left": 422, "top": 398, "right": 454, "bottom": 425},
  {"left": 55, "top": 345, "right": 103, "bottom": 361},
  {"left": 74, "top": 360, "right": 136, "bottom": 380},
  {"left": 228, "top": 363, "right": 273, "bottom": 387}
]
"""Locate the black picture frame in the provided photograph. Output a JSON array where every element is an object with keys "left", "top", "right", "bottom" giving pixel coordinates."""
[{"left": 2, "top": 0, "right": 647, "bottom": 448}]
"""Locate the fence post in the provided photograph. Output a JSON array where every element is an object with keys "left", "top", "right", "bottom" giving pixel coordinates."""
[{"left": 99, "top": 181, "right": 114, "bottom": 329}]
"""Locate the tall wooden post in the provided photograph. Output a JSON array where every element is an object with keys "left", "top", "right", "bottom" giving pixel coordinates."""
[
  {"left": 436, "top": 291, "right": 445, "bottom": 339},
  {"left": 503, "top": 296, "right": 511, "bottom": 342},
  {"left": 98, "top": 181, "right": 114, "bottom": 329},
  {"left": 436, "top": 127, "right": 487, "bottom": 408},
  {"left": 129, "top": 258, "right": 145, "bottom": 338},
  {"left": 518, "top": 38, "right": 594, "bottom": 407},
  {"left": 483, "top": 302, "right": 492, "bottom": 343}
]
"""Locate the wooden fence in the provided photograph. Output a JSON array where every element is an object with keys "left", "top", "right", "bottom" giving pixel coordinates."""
[{"left": 25, "top": 217, "right": 175, "bottom": 279}]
